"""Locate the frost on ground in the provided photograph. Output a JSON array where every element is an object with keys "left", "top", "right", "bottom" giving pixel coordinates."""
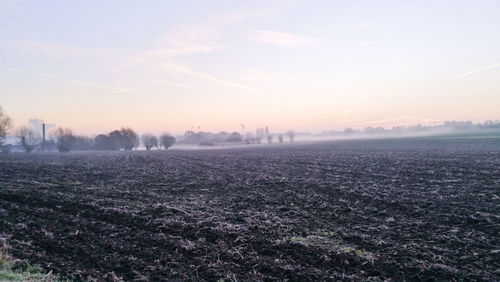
[{"left": 0, "top": 138, "right": 499, "bottom": 281}]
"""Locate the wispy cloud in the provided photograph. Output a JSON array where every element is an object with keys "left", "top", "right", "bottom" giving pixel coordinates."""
[
  {"left": 9, "top": 68, "right": 136, "bottom": 93},
  {"left": 117, "top": 10, "right": 257, "bottom": 68},
  {"left": 162, "top": 62, "right": 253, "bottom": 90},
  {"left": 107, "top": 68, "right": 125, "bottom": 73},
  {"left": 450, "top": 63, "right": 500, "bottom": 80},
  {"left": 0, "top": 0, "right": 25, "bottom": 15},
  {"left": 113, "top": 11, "right": 252, "bottom": 91},
  {"left": 357, "top": 41, "right": 381, "bottom": 46},
  {"left": 348, "top": 22, "right": 374, "bottom": 30},
  {"left": 251, "top": 30, "right": 316, "bottom": 47},
  {"left": 238, "top": 69, "right": 290, "bottom": 82},
  {"left": 0, "top": 40, "right": 118, "bottom": 57},
  {"left": 141, "top": 45, "right": 220, "bottom": 57},
  {"left": 337, "top": 117, "right": 368, "bottom": 124},
  {"left": 156, "top": 79, "right": 196, "bottom": 89},
  {"left": 112, "top": 88, "right": 141, "bottom": 93},
  {"left": 9, "top": 68, "right": 59, "bottom": 79},
  {"left": 141, "top": 25, "right": 224, "bottom": 59},
  {"left": 5, "top": 10, "right": 257, "bottom": 91}
]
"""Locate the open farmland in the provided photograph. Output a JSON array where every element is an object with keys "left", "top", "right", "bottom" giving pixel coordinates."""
[{"left": 0, "top": 138, "right": 499, "bottom": 281}]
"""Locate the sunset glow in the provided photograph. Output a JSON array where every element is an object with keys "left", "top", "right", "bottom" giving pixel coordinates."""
[{"left": 1, "top": 0, "right": 499, "bottom": 135}]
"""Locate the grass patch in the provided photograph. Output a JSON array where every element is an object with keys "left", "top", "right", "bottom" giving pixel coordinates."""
[
  {"left": 1, "top": 240, "right": 68, "bottom": 281},
  {"left": 290, "top": 237, "right": 306, "bottom": 243},
  {"left": 286, "top": 231, "right": 374, "bottom": 261},
  {"left": 0, "top": 260, "right": 61, "bottom": 281}
]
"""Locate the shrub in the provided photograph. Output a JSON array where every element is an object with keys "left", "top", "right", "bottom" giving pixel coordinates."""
[
  {"left": 17, "top": 126, "right": 40, "bottom": 153},
  {"left": 286, "top": 130, "right": 295, "bottom": 143},
  {"left": 226, "top": 132, "right": 242, "bottom": 142},
  {"left": 160, "top": 133, "right": 176, "bottom": 149},
  {"left": 109, "top": 127, "right": 139, "bottom": 150},
  {"left": 53, "top": 127, "right": 75, "bottom": 153},
  {"left": 142, "top": 134, "right": 159, "bottom": 151},
  {"left": 267, "top": 135, "right": 273, "bottom": 144},
  {"left": 278, "top": 134, "right": 283, "bottom": 143},
  {"left": 0, "top": 106, "right": 11, "bottom": 146},
  {"left": 94, "top": 134, "right": 120, "bottom": 150}
]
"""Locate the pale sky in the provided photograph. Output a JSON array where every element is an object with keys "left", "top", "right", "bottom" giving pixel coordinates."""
[{"left": 1, "top": 0, "right": 499, "bottom": 135}]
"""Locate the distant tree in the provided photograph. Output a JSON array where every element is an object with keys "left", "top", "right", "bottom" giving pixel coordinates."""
[
  {"left": 93, "top": 134, "right": 106, "bottom": 150},
  {"left": 182, "top": 130, "right": 203, "bottom": 144},
  {"left": 267, "top": 134, "right": 273, "bottom": 144},
  {"left": 73, "top": 135, "right": 94, "bottom": 151},
  {"left": 227, "top": 132, "right": 242, "bottom": 142},
  {"left": 52, "top": 127, "right": 75, "bottom": 152},
  {"left": 184, "top": 130, "right": 196, "bottom": 138},
  {"left": 344, "top": 127, "right": 354, "bottom": 135},
  {"left": 0, "top": 106, "right": 12, "bottom": 145},
  {"left": 110, "top": 127, "right": 139, "bottom": 150},
  {"left": 286, "top": 130, "right": 295, "bottom": 143},
  {"left": 17, "top": 126, "right": 40, "bottom": 153},
  {"left": 215, "top": 131, "right": 230, "bottom": 142},
  {"left": 108, "top": 130, "right": 124, "bottom": 149},
  {"left": 160, "top": 133, "right": 176, "bottom": 149},
  {"left": 94, "top": 134, "right": 120, "bottom": 150},
  {"left": 278, "top": 134, "right": 283, "bottom": 143},
  {"left": 364, "top": 127, "right": 385, "bottom": 134},
  {"left": 256, "top": 128, "right": 264, "bottom": 139},
  {"left": 142, "top": 134, "right": 158, "bottom": 151},
  {"left": 121, "top": 127, "right": 139, "bottom": 150},
  {"left": 244, "top": 137, "right": 255, "bottom": 144}
]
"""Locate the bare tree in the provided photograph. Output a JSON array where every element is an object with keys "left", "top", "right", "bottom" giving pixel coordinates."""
[
  {"left": 110, "top": 127, "right": 139, "bottom": 150},
  {"left": 278, "top": 134, "right": 283, "bottom": 143},
  {"left": 159, "top": 133, "right": 176, "bottom": 149},
  {"left": 267, "top": 134, "right": 273, "bottom": 144},
  {"left": 17, "top": 126, "right": 40, "bottom": 153},
  {"left": 286, "top": 130, "right": 295, "bottom": 143},
  {"left": 142, "top": 134, "right": 158, "bottom": 151},
  {"left": 0, "top": 106, "right": 12, "bottom": 145},
  {"left": 52, "top": 127, "right": 75, "bottom": 152}
]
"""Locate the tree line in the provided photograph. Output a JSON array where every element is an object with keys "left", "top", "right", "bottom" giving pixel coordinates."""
[
  {"left": 0, "top": 106, "right": 175, "bottom": 153},
  {"left": 1, "top": 105, "right": 296, "bottom": 153},
  {"left": 180, "top": 129, "right": 295, "bottom": 146}
]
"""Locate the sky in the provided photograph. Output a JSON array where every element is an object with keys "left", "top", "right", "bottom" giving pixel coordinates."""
[{"left": 1, "top": 0, "right": 499, "bottom": 135}]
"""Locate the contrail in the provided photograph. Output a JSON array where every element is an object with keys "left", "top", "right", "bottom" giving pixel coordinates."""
[
  {"left": 156, "top": 79, "right": 195, "bottom": 89},
  {"left": 9, "top": 68, "right": 136, "bottom": 93},
  {"left": 112, "top": 88, "right": 141, "bottom": 93},
  {"left": 451, "top": 63, "right": 500, "bottom": 80},
  {"left": 162, "top": 62, "right": 254, "bottom": 90}
]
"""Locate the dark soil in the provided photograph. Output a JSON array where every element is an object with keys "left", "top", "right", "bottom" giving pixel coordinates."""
[{"left": 1, "top": 138, "right": 499, "bottom": 281}]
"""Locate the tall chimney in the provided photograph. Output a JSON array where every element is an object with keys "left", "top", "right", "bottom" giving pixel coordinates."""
[{"left": 42, "top": 123, "right": 46, "bottom": 151}]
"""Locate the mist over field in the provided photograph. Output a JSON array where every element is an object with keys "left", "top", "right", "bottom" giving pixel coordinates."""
[{"left": 1, "top": 1, "right": 500, "bottom": 281}]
